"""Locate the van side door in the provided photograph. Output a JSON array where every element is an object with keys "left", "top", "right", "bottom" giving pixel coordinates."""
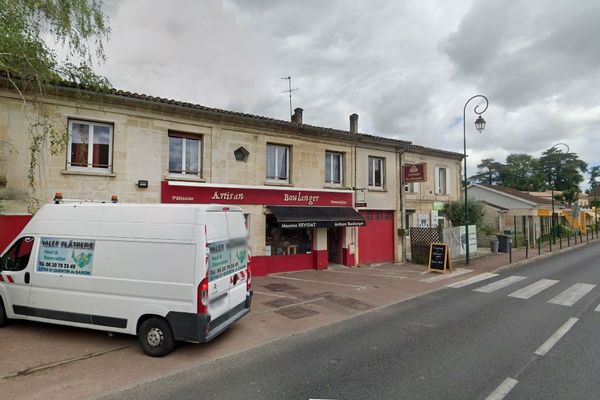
[{"left": 0, "top": 236, "right": 36, "bottom": 318}]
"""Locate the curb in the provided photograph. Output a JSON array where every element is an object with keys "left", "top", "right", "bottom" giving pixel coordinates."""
[{"left": 494, "top": 238, "right": 600, "bottom": 273}]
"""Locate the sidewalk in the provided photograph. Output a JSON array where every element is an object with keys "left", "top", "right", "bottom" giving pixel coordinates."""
[{"left": 2, "top": 237, "right": 599, "bottom": 400}]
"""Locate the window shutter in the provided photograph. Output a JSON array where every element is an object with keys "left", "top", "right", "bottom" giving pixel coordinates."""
[
  {"left": 445, "top": 168, "right": 451, "bottom": 195},
  {"left": 434, "top": 167, "right": 440, "bottom": 194}
]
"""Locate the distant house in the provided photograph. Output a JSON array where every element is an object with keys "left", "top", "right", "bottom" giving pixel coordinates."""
[{"left": 467, "top": 184, "right": 559, "bottom": 245}]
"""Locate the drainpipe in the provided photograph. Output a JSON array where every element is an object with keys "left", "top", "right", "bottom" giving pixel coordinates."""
[{"left": 398, "top": 146, "right": 409, "bottom": 263}]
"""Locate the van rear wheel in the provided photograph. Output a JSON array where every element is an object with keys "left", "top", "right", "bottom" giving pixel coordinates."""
[{"left": 138, "top": 317, "right": 175, "bottom": 357}]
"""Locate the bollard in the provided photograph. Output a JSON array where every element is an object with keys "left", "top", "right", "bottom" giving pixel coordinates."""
[
  {"left": 586, "top": 230, "right": 589, "bottom": 242},
  {"left": 575, "top": 232, "right": 578, "bottom": 245},
  {"left": 549, "top": 234, "right": 552, "bottom": 252},
  {"left": 559, "top": 231, "right": 562, "bottom": 249},
  {"left": 568, "top": 233, "right": 570, "bottom": 247},
  {"left": 509, "top": 240, "right": 512, "bottom": 263},
  {"left": 580, "top": 230, "right": 583, "bottom": 243},
  {"left": 525, "top": 239, "right": 529, "bottom": 259},
  {"left": 538, "top": 238, "right": 541, "bottom": 255}
]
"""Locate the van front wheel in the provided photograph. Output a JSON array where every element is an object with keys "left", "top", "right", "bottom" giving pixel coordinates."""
[{"left": 138, "top": 317, "right": 175, "bottom": 357}]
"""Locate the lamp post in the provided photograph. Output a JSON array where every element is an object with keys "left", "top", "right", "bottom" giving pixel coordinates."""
[
  {"left": 548, "top": 143, "right": 569, "bottom": 244},
  {"left": 463, "top": 95, "right": 489, "bottom": 265},
  {"left": 594, "top": 176, "right": 600, "bottom": 234}
]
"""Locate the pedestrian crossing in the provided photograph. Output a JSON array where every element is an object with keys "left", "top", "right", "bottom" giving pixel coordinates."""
[{"left": 448, "top": 273, "right": 600, "bottom": 309}]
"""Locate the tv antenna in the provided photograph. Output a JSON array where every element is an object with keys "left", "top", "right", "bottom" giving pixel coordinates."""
[{"left": 281, "top": 76, "right": 299, "bottom": 118}]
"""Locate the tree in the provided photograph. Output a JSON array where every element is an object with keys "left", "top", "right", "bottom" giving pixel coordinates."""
[
  {"left": 469, "top": 158, "right": 504, "bottom": 185},
  {"left": 0, "top": 0, "right": 110, "bottom": 211},
  {"left": 442, "top": 200, "right": 485, "bottom": 227},
  {"left": 555, "top": 188, "right": 579, "bottom": 207},
  {"left": 538, "top": 147, "right": 587, "bottom": 192},
  {"left": 589, "top": 166, "right": 600, "bottom": 193},
  {"left": 499, "top": 153, "right": 545, "bottom": 191}
]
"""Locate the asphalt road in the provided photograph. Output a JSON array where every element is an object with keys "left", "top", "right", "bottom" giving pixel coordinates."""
[{"left": 106, "top": 242, "right": 600, "bottom": 400}]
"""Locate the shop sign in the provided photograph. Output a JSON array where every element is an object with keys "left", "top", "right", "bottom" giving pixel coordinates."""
[
  {"left": 162, "top": 181, "right": 352, "bottom": 207},
  {"left": 279, "top": 220, "right": 365, "bottom": 229},
  {"left": 37, "top": 237, "right": 95, "bottom": 276},
  {"left": 433, "top": 201, "right": 445, "bottom": 211},
  {"left": 403, "top": 163, "right": 427, "bottom": 183}
]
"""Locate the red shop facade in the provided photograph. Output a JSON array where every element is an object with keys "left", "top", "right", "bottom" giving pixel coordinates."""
[{"left": 161, "top": 181, "right": 365, "bottom": 276}]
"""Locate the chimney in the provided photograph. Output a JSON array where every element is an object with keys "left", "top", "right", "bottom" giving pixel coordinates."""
[
  {"left": 350, "top": 113, "right": 358, "bottom": 133},
  {"left": 291, "top": 108, "right": 303, "bottom": 124}
]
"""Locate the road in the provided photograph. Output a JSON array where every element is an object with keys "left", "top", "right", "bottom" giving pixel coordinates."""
[{"left": 106, "top": 242, "right": 600, "bottom": 400}]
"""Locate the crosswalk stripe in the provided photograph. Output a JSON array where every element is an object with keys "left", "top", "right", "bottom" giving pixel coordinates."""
[
  {"left": 595, "top": 303, "right": 600, "bottom": 312},
  {"left": 548, "top": 283, "right": 596, "bottom": 306},
  {"left": 508, "top": 279, "right": 559, "bottom": 299},
  {"left": 420, "top": 268, "right": 472, "bottom": 283},
  {"left": 474, "top": 276, "right": 526, "bottom": 293},
  {"left": 446, "top": 273, "right": 499, "bottom": 288}
]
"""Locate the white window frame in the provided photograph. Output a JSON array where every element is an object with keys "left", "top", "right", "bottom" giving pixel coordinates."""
[
  {"left": 435, "top": 166, "right": 450, "bottom": 195},
  {"left": 405, "top": 182, "right": 419, "bottom": 193},
  {"left": 266, "top": 143, "right": 290, "bottom": 182},
  {"left": 368, "top": 156, "right": 385, "bottom": 188},
  {"left": 168, "top": 133, "right": 202, "bottom": 177},
  {"left": 67, "top": 119, "right": 113, "bottom": 172},
  {"left": 325, "top": 151, "right": 343, "bottom": 185}
]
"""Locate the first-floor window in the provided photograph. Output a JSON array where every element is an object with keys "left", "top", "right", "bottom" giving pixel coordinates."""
[
  {"left": 368, "top": 156, "right": 384, "bottom": 187},
  {"left": 68, "top": 119, "right": 113, "bottom": 171},
  {"left": 325, "top": 151, "right": 343, "bottom": 184},
  {"left": 169, "top": 132, "right": 202, "bottom": 176},
  {"left": 436, "top": 167, "right": 449, "bottom": 194},
  {"left": 267, "top": 144, "right": 290, "bottom": 181}
]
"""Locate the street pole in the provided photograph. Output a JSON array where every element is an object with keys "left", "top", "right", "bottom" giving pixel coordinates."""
[{"left": 463, "top": 95, "right": 489, "bottom": 265}]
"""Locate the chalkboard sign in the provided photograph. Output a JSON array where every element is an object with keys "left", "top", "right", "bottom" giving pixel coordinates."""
[{"left": 428, "top": 243, "right": 451, "bottom": 273}]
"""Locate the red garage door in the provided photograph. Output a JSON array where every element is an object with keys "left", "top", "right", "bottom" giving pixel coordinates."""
[{"left": 358, "top": 210, "right": 394, "bottom": 264}]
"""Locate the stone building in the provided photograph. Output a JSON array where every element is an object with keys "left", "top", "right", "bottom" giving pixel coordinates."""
[{"left": 0, "top": 80, "right": 462, "bottom": 274}]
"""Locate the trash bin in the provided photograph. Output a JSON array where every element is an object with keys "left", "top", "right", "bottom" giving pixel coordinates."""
[
  {"left": 490, "top": 239, "right": 499, "bottom": 253},
  {"left": 497, "top": 234, "right": 511, "bottom": 253}
]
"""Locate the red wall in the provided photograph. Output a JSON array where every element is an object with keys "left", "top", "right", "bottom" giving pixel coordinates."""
[
  {"left": 251, "top": 253, "right": 315, "bottom": 276},
  {"left": 0, "top": 215, "right": 32, "bottom": 253}
]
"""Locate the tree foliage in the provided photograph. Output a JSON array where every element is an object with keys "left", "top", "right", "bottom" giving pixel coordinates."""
[
  {"left": 469, "top": 158, "right": 504, "bottom": 185},
  {"left": 554, "top": 188, "right": 579, "bottom": 207},
  {"left": 499, "top": 153, "right": 545, "bottom": 191},
  {"left": 442, "top": 199, "right": 485, "bottom": 227},
  {"left": 0, "top": 0, "right": 110, "bottom": 90},
  {"left": 538, "top": 147, "right": 587, "bottom": 192}
]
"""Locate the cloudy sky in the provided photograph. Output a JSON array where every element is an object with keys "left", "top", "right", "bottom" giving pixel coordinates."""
[{"left": 95, "top": 0, "right": 599, "bottom": 186}]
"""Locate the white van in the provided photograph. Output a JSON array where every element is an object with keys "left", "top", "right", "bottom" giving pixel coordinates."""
[{"left": 0, "top": 202, "right": 252, "bottom": 356}]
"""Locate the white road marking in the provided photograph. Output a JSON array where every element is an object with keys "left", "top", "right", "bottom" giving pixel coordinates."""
[
  {"left": 547, "top": 283, "right": 596, "bottom": 306},
  {"left": 253, "top": 290, "right": 298, "bottom": 299},
  {"left": 320, "top": 269, "right": 406, "bottom": 279},
  {"left": 473, "top": 276, "right": 526, "bottom": 293},
  {"left": 508, "top": 279, "right": 559, "bottom": 299},
  {"left": 270, "top": 275, "right": 367, "bottom": 289},
  {"left": 594, "top": 303, "right": 600, "bottom": 312},
  {"left": 446, "top": 273, "right": 499, "bottom": 288},
  {"left": 420, "top": 268, "right": 473, "bottom": 283},
  {"left": 535, "top": 317, "right": 579, "bottom": 356},
  {"left": 484, "top": 377, "right": 518, "bottom": 400}
]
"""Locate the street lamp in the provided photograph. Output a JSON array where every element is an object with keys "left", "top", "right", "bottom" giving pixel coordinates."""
[
  {"left": 594, "top": 176, "right": 600, "bottom": 234},
  {"left": 547, "top": 143, "right": 569, "bottom": 245},
  {"left": 463, "top": 95, "right": 489, "bottom": 265}
]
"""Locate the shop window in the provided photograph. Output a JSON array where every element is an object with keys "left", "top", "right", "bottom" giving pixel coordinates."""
[
  {"left": 368, "top": 157, "right": 384, "bottom": 187},
  {"left": 325, "top": 151, "right": 343, "bottom": 184},
  {"left": 1, "top": 236, "right": 34, "bottom": 271},
  {"left": 67, "top": 119, "right": 113, "bottom": 171},
  {"left": 168, "top": 132, "right": 202, "bottom": 176},
  {"left": 265, "top": 215, "right": 312, "bottom": 255},
  {"left": 266, "top": 144, "right": 290, "bottom": 182}
]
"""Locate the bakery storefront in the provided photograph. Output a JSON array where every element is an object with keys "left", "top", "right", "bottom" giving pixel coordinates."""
[{"left": 161, "top": 181, "right": 365, "bottom": 276}]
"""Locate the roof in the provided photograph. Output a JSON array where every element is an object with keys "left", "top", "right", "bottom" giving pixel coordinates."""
[
  {"left": 0, "top": 75, "right": 411, "bottom": 149},
  {"left": 480, "top": 200, "right": 509, "bottom": 211},
  {"left": 407, "top": 144, "right": 464, "bottom": 160},
  {"left": 475, "top": 184, "right": 554, "bottom": 206}
]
